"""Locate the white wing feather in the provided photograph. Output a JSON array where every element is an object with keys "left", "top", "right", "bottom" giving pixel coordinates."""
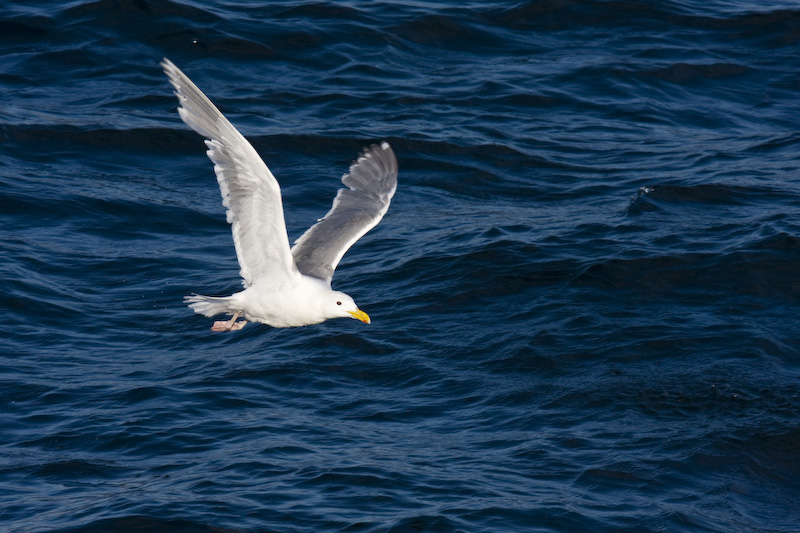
[{"left": 162, "top": 58, "right": 298, "bottom": 287}]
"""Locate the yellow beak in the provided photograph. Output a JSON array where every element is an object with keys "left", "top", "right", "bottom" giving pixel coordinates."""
[{"left": 348, "top": 309, "right": 371, "bottom": 324}]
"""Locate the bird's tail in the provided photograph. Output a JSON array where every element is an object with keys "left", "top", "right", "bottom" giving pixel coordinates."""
[{"left": 184, "top": 294, "right": 237, "bottom": 318}]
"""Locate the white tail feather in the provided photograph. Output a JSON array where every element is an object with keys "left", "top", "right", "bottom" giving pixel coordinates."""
[{"left": 184, "top": 294, "right": 236, "bottom": 317}]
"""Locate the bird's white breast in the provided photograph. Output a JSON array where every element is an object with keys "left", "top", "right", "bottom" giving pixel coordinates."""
[{"left": 237, "top": 277, "right": 333, "bottom": 328}]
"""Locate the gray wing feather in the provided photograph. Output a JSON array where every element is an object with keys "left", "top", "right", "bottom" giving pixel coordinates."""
[{"left": 292, "top": 142, "right": 397, "bottom": 282}]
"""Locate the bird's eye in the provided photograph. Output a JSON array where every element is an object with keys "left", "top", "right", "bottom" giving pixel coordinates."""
[{"left": 336, "top": 301, "right": 342, "bottom": 305}]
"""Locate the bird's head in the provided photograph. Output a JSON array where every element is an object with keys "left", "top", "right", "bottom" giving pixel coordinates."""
[{"left": 327, "top": 291, "right": 371, "bottom": 324}]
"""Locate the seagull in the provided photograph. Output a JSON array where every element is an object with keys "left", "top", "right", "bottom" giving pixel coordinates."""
[{"left": 162, "top": 58, "right": 397, "bottom": 331}]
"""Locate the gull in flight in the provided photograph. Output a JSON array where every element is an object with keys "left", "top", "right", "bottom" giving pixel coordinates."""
[{"left": 162, "top": 58, "right": 397, "bottom": 331}]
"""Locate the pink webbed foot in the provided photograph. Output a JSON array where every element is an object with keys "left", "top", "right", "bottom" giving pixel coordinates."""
[{"left": 211, "top": 311, "right": 247, "bottom": 332}]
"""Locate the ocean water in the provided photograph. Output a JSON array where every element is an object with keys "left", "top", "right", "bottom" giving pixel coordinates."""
[{"left": 2, "top": 0, "right": 800, "bottom": 531}]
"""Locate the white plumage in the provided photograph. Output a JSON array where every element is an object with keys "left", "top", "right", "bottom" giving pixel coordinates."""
[{"left": 162, "top": 58, "right": 397, "bottom": 330}]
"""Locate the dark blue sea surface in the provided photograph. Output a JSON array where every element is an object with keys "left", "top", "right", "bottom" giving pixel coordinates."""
[{"left": 2, "top": 0, "right": 800, "bottom": 531}]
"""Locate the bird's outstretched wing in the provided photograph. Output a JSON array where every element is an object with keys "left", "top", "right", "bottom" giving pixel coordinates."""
[
  {"left": 292, "top": 142, "right": 397, "bottom": 282},
  {"left": 162, "top": 58, "right": 298, "bottom": 287}
]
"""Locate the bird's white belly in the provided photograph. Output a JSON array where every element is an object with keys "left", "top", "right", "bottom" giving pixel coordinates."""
[{"left": 237, "top": 282, "right": 328, "bottom": 328}]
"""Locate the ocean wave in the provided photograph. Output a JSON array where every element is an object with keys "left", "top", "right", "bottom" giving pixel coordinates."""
[{"left": 3, "top": 0, "right": 800, "bottom": 531}]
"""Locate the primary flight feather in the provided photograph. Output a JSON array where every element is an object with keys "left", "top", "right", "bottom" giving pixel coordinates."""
[{"left": 162, "top": 58, "right": 397, "bottom": 330}]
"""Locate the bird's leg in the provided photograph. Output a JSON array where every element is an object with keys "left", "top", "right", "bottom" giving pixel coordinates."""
[{"left": 211, "top": 311, "right": 247, "bottom": 332}]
